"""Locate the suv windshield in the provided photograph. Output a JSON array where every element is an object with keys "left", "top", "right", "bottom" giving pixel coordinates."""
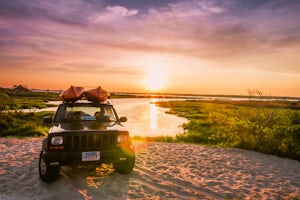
[{"left": 54, "top": 103, "right": 117, "bottom": 122}]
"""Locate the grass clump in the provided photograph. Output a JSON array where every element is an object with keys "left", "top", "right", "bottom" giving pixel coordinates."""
[
  {"left": 0, "top": 85, "right": 58, "bottom": 111},
  {"left": 155, "top": 100, "right": 300, "bottom": 160},
  {"left": 0, "top": 111, "right": 53, "bottom": 137},
  {"left": 132, "top": 135, "right": 176, "bottom": 143},
  {"left": 0, "top": 85, "right": 57, "bottom": 137}
]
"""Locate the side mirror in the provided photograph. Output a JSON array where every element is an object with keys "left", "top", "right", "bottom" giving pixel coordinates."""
[
  {"left": 43, "top": 116, "right": 53, "bottom": 124},
  {"left": 119, "top": 117, "right": 127, "bottom": 123}
]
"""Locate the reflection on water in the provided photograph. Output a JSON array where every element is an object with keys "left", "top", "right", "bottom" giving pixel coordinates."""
[
  {"left": 111, "top": 98, "right": 188, "bottom": 137},
  {"left": 150, "top": 102, "right": 157, "bottom": 131}
]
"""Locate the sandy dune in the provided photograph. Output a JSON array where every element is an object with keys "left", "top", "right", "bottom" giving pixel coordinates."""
[{"left": 0, "top": 137, "right": 299, "bottom": 200}]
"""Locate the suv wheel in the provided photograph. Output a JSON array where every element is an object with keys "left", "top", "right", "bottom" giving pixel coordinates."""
[
  {"left": 39, "top": 151, "right": 60, "bottom": 183},
  {"left": 113, "top": 152, "right": 135, "bottom": 174}
]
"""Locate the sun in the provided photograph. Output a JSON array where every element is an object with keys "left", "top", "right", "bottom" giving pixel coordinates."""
[{"left": 144, "top": 70, "right": 165, "bottom": 91}]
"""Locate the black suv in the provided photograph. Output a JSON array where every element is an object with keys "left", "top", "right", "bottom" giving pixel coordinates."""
[{"left": 39, "top": 100, "right": 135, "bottom": 182}]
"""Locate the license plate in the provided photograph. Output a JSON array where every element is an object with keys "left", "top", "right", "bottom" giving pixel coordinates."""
[{"left": 82, "top": 151, "right": 100, "bottom": 161}]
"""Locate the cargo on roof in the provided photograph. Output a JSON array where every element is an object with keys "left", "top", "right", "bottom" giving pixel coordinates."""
[
  {"left": 59, "top": 86, "right": 110, "bottom": 102},
  {"left": 59, "top": 86, "right": 85, "bottom": 101},
  {"left": 85, "top": 86, "right": 110, "bottom": 102}
]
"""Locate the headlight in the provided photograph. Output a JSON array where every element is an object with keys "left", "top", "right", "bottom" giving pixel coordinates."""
[
  {"left": 117, "top": 135, "right": 127, "bottom": 143},
  {"left": 51, "top": 136, "right": 63, "bottom": 145}
]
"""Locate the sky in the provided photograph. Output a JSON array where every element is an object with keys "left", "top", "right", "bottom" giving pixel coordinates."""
[{"left": 0, "top": 0, "right": 300, "bottom": 97}]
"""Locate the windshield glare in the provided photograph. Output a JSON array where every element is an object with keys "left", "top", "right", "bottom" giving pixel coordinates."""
[{"left": 55, "top": 104, "right": 117, "bottom": 122}]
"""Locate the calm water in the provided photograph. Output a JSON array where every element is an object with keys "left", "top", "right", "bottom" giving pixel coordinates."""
[
  {"left": 31, "top": 98, "right": 188, "bottom": 137},
  {"left": 111, "top": 98, "right": 188, "bottom": 137}
]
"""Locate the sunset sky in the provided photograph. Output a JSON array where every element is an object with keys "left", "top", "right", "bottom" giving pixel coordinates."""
[{"left": 0, "top": 0, "right": 300, "bottom": 97}]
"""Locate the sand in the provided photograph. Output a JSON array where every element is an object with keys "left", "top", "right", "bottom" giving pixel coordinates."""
[{"left": 0, "top": 137, "right": 299, "bottom": 200}]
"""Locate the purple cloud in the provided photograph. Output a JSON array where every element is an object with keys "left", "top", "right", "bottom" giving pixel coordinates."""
[{"left": 0, "top": 0, "right": 300, "bottom": 74}]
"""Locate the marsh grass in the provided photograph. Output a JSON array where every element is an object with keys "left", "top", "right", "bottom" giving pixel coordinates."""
[
  {"left": 0, "top": 86, "right": 57, "bottom": 137},
  {"left": 155, "top": 100, "right": 300, "bottom": 160},
  {"left": 0, "top": 111, "right": 54, "bottom": 137},
  {"left": 0, "top": 86, "right": 58, "bottom": 111}
]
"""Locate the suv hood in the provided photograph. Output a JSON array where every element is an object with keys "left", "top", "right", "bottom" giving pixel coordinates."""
[{"left": 50, "top": 121, "right": 127, "bottom": 134}]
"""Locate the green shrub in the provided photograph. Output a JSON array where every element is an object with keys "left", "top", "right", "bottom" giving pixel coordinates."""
[
  {"left": 0, "top": 111, "right": 53, "bottom": 137},
  {"left": 156, "top": 100, "right": 300, "bottom": 160}
]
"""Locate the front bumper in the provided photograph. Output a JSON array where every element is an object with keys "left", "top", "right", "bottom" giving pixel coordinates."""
[{"left": 43, "top": 146, "right": 134, "bottom": 166}]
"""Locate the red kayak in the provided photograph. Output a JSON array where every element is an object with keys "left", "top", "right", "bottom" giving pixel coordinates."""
[
  {"left": 59, "top": 86, "right": 85, "bottom": 101},
  {"left": 85, "top": 86, "right": 110, "bottom": 101}
]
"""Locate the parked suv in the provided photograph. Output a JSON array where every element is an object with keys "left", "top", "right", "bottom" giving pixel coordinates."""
[{"left": 39, "top": 100, "right": 135, "bottom": 182}]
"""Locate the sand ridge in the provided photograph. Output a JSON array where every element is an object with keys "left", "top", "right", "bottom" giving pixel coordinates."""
[{"left": 0, "top": 137, "right": 299, "bottom": 199}]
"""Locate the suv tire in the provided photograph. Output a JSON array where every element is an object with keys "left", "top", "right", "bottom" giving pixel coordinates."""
[
  {"left": 39, "top": 152, "right": 60, "bottom": 183},
  {"left": 113, "top": 152, "right": 135, "bottom": 174}
]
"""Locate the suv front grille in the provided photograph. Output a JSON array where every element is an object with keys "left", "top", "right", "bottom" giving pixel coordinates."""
[{"left": 63, "top": 132, "right": 117, "bottom": 150}]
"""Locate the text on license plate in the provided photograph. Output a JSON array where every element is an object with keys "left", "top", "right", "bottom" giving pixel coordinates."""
[{"left": 82, "top": 151, "right": 100, "bottom": 161}]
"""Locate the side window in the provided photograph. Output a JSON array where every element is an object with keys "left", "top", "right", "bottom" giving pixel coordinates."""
[
  {"left": 103, "top": 106, "right": 117, "bottom": 121},
  {"left": 54, "top": 105, "right": 66, "bottom": 121}
]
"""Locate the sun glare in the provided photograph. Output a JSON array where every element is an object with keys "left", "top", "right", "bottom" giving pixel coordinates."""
[{"left": 144, "top": 70, "right": 165, "bottom": 91}]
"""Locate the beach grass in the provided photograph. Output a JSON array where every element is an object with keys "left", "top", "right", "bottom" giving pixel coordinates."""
[
  {"left": 0, "top": 111, "right": 53, "bottom": 137},
  {"left": 0, "top": 86, "right": 57, "bottom": 137},
  {"left": 0, "top": 86, "right": 58, "bottom": 111},
  {"left": 154, "top": 100, "right": 300, "bottom": 160}
]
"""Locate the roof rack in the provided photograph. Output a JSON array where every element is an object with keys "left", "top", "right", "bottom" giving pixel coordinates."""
[{"left": 62, "top": 99, "right": 112, "bottom": 105}]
